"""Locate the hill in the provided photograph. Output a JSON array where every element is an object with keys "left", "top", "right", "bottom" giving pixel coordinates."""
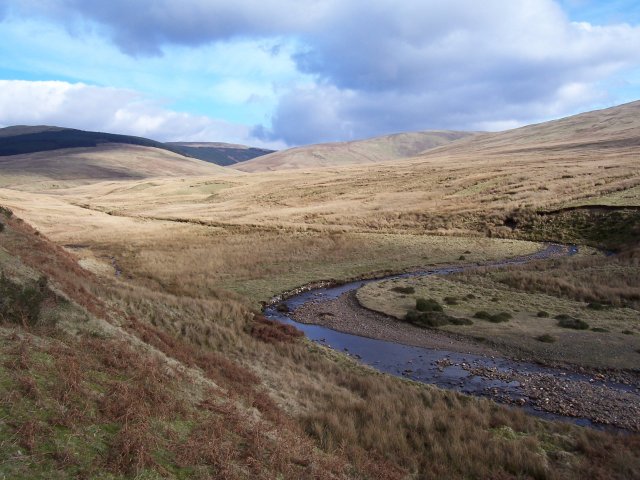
[
  {"left": 235, "top": 130, "right": 474, "bottom": 172},
  {"left": 418, "top": 100, "right": 640, "bottom": 161},
  {"left": 167, "top": 142, "right": 274, "bottom": 166},
  {"left": 0, "top": 125, "right": 187, "bottom": 157},
  {"left": 0, "top": 144, "right": 234, "bottom": 189}
]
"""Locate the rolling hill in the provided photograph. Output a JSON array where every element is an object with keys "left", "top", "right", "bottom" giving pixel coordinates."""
[
  {"left": 234, "top": 130, "right": 474, "bottom": 172},
  {"left": 417, "top": 100, "right": 640, "bottom": 161},
  {"left": 0, "top": 125, "right": 185, "bottom": 157},
  {"left": 0, "top": 144, "right": 235, "bottom": 189},
  {"left": 0, "top": 125, "right": 273, "bottom": 169}
]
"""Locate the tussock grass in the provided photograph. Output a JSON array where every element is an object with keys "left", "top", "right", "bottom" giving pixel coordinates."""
[{"left": 358, "top": 264, "right": 640, "bottom": 369}]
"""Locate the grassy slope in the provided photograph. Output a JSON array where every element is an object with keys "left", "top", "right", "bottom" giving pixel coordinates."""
[
  {"left": 235, "top": 130, "right": 474, "bottom": 172},
  {"left": 0, "top": 144, "right": 234, "bottom": 190}
]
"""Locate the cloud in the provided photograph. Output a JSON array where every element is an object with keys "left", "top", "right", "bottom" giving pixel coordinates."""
[
  {"left": 0, "top": 80, "right": 283, "bottom": 148},
  {"left": 3, "top": 0, "right": 640, "bottom": 145}
]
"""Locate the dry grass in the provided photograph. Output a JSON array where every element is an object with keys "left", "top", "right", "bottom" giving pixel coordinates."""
[
  {"left": 0, "top": 101, "right": 639, "bottom": 478},
  {"left": 358, "top": 260, "right": 640, "bottom": 369}
]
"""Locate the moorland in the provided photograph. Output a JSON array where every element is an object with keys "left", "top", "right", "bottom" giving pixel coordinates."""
[{"left": 0, "top": 101, "right": 639, "bottom": 479}]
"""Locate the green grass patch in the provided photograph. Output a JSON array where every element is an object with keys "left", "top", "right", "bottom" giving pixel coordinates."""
[
  {"left": 473, "top": 311, "right": 512, "bottom": 323},
  {"left": 404, "top": 310, "right": 472, "bottom": 328},
  {"left": 415, "top": 298, "right": 443, "bottom": 312}
]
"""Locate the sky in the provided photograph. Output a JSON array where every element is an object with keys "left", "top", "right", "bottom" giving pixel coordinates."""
[{"left": 0, "top": 1, "right": 639, "bottom": 148}]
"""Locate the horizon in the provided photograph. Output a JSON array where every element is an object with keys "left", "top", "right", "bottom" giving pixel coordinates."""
[{"left": 1, "top": 0, "right": 640, "bottom": 148}]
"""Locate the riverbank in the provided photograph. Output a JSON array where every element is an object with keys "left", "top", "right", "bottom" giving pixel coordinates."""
[{"left": 290, "top": 290, "right": 640, "bottom": 432}]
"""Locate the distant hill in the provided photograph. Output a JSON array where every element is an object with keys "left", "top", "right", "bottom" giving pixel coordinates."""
[
  {"left": 0, "top": 125, "right": 237, "bottom": 188},
  {"left": 167, "top": 142, "right": 274, "bottom": 166},
  {"left": 0, "top": 125, "right": 186, "bottom": 157},
  {"left": 0, "top": 126, "right": 273, "bottom": 167},
  {"left": 0, "top": 144, "right": 234, "bottom": 189},
  {"left": 417, "top": 100, "right": 640, "bottom": 162},
  {"left": 234, "top": 130, "right": 475, "bottom": 172}
]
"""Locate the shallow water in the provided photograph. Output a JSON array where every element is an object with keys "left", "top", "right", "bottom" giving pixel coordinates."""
[{"left": 264, "top": 244, "right": 632, "bottom": 430}]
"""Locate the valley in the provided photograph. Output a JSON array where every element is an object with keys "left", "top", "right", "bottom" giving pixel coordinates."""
[{"left": 0, "top": 101, "right": 639, "bottom": 479}]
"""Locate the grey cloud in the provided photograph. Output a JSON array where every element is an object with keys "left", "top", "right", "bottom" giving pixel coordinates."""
[{"left": 5, "top": 0, "right": 640, "bottom": 145}]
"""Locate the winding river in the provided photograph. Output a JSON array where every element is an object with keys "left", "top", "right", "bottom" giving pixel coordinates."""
[{"left": 264, "top": 244, "right": 639, "bottom": 431}]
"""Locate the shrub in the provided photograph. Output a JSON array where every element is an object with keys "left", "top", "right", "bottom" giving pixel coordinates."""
[
  {"left": 473, "top": 311, "right": 512, "bottom": 323},
  {"left": 415, "top": 298, "right": 443, "bottom": 312},
  {"left": 391, "top": 286, "right": 415, "bottom": 294},
  {"left": 458, "top": 255, "right": 466, "bottom": 261},
  {"left": 0, "top": 273, "right": 51, "bottom": 326},
  {"left": 404, "top": 310, "right": 471, "bottom": 328},
  {"left": 622, "top": 330, "right": 635, "bottom": 335},
  {"left": 536, "top": 311, "right": 549, "bottom": 318},
  {"left": 590, "top": 327, "right": 609, "bottom": 333},
  {"left": 0, "top": 222, "right": 4, "bottom": 233},
  {"left": 557, "top": 317, "right": 589, "bottom": 330},
  {"left": 405, "top": 310, "right": 448, "bottom": 327},
  {"left": 0, "top": 205, "right": 13, "bottom": 218},
  {"left": 465, "top": 294, "right": 476, "bottom": 299},
  {"left": 474, "top": 311, "right": 491, "bottom": 320},
  {"left": 536, "top": 334, "right": 556, "bottom": 343}
]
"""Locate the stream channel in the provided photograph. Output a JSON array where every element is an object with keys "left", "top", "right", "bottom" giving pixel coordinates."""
[{"left": 264, "top": 244, "right": 636, "bottom": 431}]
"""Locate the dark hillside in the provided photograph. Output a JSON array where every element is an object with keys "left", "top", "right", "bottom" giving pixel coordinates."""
[
  {"left": 0, "top": 126, "right": 185, "bottom": 157},
  {"left": 168, "top": 142, "right": 275, "bottom": 166}
]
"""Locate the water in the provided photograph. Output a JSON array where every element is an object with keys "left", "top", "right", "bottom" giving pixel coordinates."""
[{"left": 264, "top": 244, "right": 632, "bottom": 430}]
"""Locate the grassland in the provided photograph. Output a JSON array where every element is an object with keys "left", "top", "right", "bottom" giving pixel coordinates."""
[
  {"left": 1, "top": 101, "right": 639, "bottom": 478},
  {"left": 2, "top": 208, "right": 640, "bottom": 479},
  {"left": 357, "top": 267, "right": 640, "bottom": 369}
]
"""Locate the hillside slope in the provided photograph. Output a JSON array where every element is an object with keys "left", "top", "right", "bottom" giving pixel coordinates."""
[
  {"left": 235, "top": 130, "right": 474, "bottom": 172},
  {"left": 0, "top": 125, "right": 185, "bottom": 157},
  {"left": 418, "top": 100, "right": 640, "bottom": 161},
  {"left": 0, "top": 144, "right": 234, "bottom": 190}
]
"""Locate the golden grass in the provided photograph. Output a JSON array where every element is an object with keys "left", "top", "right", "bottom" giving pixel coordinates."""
[
  {"left": 2, "top": 197, "right": 640, "bottom": 478},
  {"left": 0, "top": 101, "right": 639, "bottom": 478}
]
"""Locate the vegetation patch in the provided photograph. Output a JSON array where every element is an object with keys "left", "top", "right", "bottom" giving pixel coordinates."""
[
  {"left": 415, "top": 297, "right": 443, "bottom": 312},
  {"left": 536, "top": 310, "right": 549, "bottom": 318},
  {"left": 249, "top": 315, "right": 303, "bottom": 344},
  {"left": 473, "top": 311, "right": 512, "bottom": 323},
  {"left": 404, "top": 310, "right": 472, "bottom": 328},
  {"left": 391, "top": 286, "right": 415, "bottom": 294},
  {"left": 0, "top": 273, "right": 56, "bottom": 327},
  {"left": 555, "top": 315, "right": 590, "bottom": 330}
]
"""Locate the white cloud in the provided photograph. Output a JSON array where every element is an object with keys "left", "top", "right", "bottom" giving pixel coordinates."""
[
  {"left": 2, "top": 0, "right": 640, "bottom": 145},
  {"left": 0, "top": 80, "right": 284, "bottom": 148}
]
